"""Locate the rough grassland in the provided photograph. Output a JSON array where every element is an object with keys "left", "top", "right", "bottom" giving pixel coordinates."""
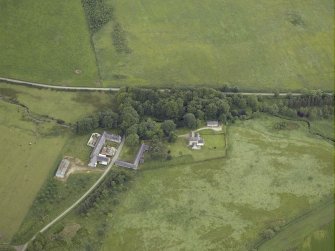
[
  {"left": 259, "top": 201, "right": 333, "bottom": 251},
  {"left": 298, "top": 220, "right": 334, "bottom": 251},
  {"left": 310, "top": 119, "right": 334, "bottom": 141},
  {"left": 0, "top": 0, "right": 99, "bottom": 86},
  {"left": 0, "top": 82, "right": 114, "bottom": 123},
  {"left": 94, "top": 0, "right": 334, "bottom": 90},
  {"left": 101, "top": 116, "right": 333, "bottom": 250}
]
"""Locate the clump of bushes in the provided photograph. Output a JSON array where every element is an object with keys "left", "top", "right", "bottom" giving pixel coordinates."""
[
  {"left": 82, "top": 0, "right": 113, "bottom": 33},
  {"left": 112, "top": 22, "right": 131, "bottom": 54}
]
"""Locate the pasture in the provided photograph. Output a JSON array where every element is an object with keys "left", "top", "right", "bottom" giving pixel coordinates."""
[
  {"left": 0, "top": 82, "right": 114, "bottom": 123},
  {"left": 101, "top": 116, "right": 333, "bottom": 250},
  {"left": 310, "top": 119, "right": 334, "bottom": 141},
  {"left": 258, "top": 201, "right": 333, "bottom": 251},
  {"left": 0, "top": 0, "right": 99, "bottom": 86},
  {"left": 94, "top": 0, "right": 334, "bottom": 90},
  {"left": 0, "top": 101, "right": 68, "bottom": 242},
  {"left": 298, "top": 220, "right": 334, "bottom": 251}
]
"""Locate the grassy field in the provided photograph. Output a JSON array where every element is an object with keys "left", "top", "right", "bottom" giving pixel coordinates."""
[
  {"left": 0, "top": 101, "right": 68, "bottom": 242},
  {"left": 94, "top": 0, "right": 334, "bottom": 90},
  {"left": 101, "top": 116, "right": 333, "bottom": 250},
  {"left": 118, "top": 144, "right": 140, "bottom": 163},
  {"left": 0, "top": 84, "right": 115, "bottom": 243},
  {"left": 310, "top": 119, "right": 334, "bottom": 141},
  {"left": 258, "top": 201, "right": 334, "bottom": 251},
  {"left": 298, "top": 220, "right": 334, "bottom": 251},
  {"left": 0, "top": 82, "right": 114, "bottom": 123},
  {"left": 0, "top": 0, "right": 99, "bottom": 86}
]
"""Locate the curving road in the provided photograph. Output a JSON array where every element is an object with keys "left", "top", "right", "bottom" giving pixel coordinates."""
[
  {"left": 21, "top": 138, "right": 125, "bottom": 251},
  {"left": 1, "top": 76, "right": 331, "bottom": 96},
  {"left": 0, "top": 77, "right": 119, "bottom": 92}
]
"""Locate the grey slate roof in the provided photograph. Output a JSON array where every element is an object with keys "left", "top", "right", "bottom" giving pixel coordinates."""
[{"left": 115, "top": 144, "right": 149, "bottom": 170}]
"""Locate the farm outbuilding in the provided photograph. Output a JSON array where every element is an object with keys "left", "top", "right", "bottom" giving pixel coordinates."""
[
  {"left": 55, "top": 159, "right": 70, "bottom": 178},
  {"left": 88, "top": 131, "right": 122, "bottom": 167},
  {"left": 115, "top": 144, "right": 149, "bottom": 170},
  {"left": 97, "top": 155, "right": 110, "bottom": 166}
]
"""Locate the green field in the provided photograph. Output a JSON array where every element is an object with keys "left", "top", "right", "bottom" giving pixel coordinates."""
[
  {"left": 118, "top": 144, "right": 140, "bottom": 163},
  {"left": 101, "top": 116, "right": 333, "bottom": 250},
  {"left": 0, "top": 85, "right": 114, "bottom": 243},
  {"left": 310, "top": 119, "right": 334, "bottom": 141},
  {"left": 94, "top": 0, "right": 334, "bottom": 90},
  {"left": 0, "top": 101, "right": 68, "bottom": 242},
  {"left": 0, "top": 0, "right": 332, "bottom": 90},
  {"left": 0, "top": 82, "right": 114, "bottom": 123},
  {"left": 298, "top": 220, "right": 334, "bottom": 251},
  {"left": 259, "top": 201, "right": 334, "bottom": 251},
  {"left": 0, "top": 0, "right": 99, "bottom": 86}
]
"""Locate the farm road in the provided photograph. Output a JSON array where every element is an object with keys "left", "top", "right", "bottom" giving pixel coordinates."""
[
  {"left": 20, "top": 138, "right": 125, "bottom": 251},
  {"left": 0, "top": 76, "right": 320, "bottom": 96}
]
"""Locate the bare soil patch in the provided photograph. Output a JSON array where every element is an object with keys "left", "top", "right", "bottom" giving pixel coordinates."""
[{"left": 61, "top": 156, "right": 104, "bottom": 181}]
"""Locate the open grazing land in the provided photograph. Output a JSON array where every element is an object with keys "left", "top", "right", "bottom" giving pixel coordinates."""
[
  {"left": 0, "top": 101, "right": 68, "bottom": 243},
  {"left": 99, "top": 116, "right": 333, "bottom": 250},
  {"left": 94, "top": 0, "right": 334, "bottom": 90},
  {"left": 0, "top": 0, "right": 332, "bottom": 90},
  {"left": 0, "top": 83, "right": 114, "bottom": 123},
  {"left": 0, "top": 0, "right": 99, "bottom": 86},
  {"left": 258, "top": 202, "right": 333, "bottom": 251}
]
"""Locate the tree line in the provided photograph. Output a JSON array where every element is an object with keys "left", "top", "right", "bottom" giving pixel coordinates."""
[
  {"left": 77, "top": 169, "right": 132, "bottom": 215},
  {"left": 75, "top": 87, "right": 334, "bottom": 144}
]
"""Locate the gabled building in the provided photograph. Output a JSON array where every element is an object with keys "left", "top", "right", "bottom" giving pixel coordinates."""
[{"left": 188, "top": 131, "right": 204, "bottom": 150}]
